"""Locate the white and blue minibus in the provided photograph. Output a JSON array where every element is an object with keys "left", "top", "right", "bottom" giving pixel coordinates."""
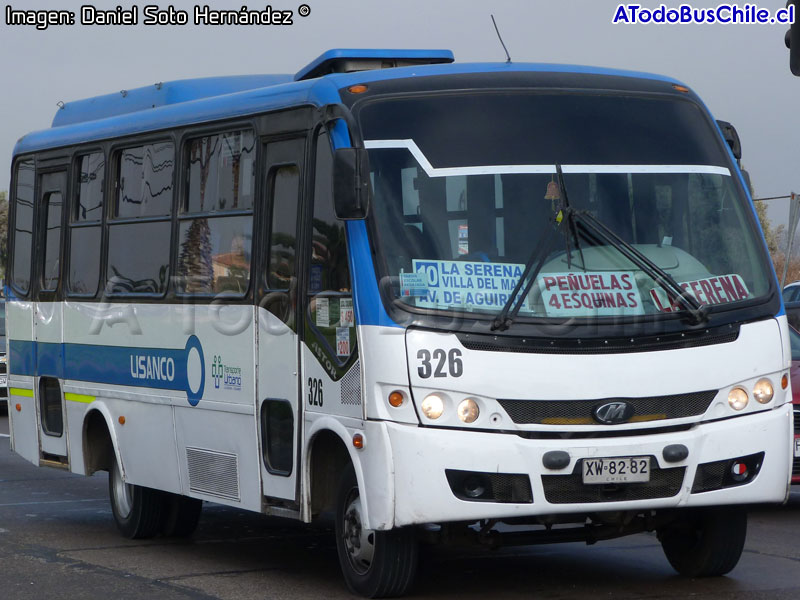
[{"left": 6, "top": 49, "right": 793, "bottom": 597}]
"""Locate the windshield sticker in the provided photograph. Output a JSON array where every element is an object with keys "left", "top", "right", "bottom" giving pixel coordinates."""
[
  {"left": 538, "top": 272, "right": 644, "bottom": 316},
  {"left": 649, "top": 274, "right": 750, "bottom": 312},
  {"left": 316, "top": 297, "right": 329, "bottom": 327},
  {"left": 458, "top": 224, "right": 469, "bottom": 255},
  {"left": 340, "top": 298, "right": 354, "bottom": 327},
  {"left": 411, "top": 259, "right": 523, "bottom": 310},
  {"left": 336, "top": 327, "right": 350, "bottom": 357},
  {"left": 400, "top": 271, "right": 430, "bottom": 297}
]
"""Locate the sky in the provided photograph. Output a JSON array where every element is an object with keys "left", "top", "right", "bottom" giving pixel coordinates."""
[{"left": 1, "top": 0, "right": 798, "bottom": 225}]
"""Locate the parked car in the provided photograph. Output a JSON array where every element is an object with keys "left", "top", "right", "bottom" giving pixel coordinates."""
[
  {"left": 790, "top": 325, "right": 800, "bottom": 483},
  {"left": 783, "top": 282, "right": 800, "bottom": 330}
]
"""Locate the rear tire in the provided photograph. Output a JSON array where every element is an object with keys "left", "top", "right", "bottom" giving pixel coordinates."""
[
  {"left": 161, "top": 493, "right": 203, "bottom": 537},
  {"left": 335, "top": 464, "right": 418, "bottom": 598},
  {"left": 108, "top": 456, "right": 166, "bottom": 539},
  {"left": 658, "top": 507, "right": 747, "bottom": 577}
]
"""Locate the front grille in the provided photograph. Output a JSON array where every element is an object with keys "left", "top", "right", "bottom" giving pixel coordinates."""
[
  {"left": 541, "top": 458, "right": 685, "bottom": 504},
  {"left": 498, "top": 390, "right": 717, "bottom": 425},
  {"left": 0, "top": 362, "right": 6, "bottom": 374},
  {"left": 793, "top": 457, "right": 800, "bottom": 477},
  {"left": 794, "top": 409, "right": 800, "bottom": 433}
]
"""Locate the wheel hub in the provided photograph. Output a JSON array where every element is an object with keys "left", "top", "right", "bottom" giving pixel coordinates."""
[
  {"left": 342, "top": 492, "right": 375, "bottom": 574},
  {"left": 112, "top": 464, "right": 134, "bottom": 519}
]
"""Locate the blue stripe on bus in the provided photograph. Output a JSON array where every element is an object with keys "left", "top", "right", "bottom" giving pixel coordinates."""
[{"left": 8, "top": 337, "right": 206, "bottom": 405}]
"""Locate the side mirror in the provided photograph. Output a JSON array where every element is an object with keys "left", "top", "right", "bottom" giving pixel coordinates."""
[
  {"left": 788, "top": 1, "right": 800, "bottom": 75},
  {"left": 716, "top": 120, "right": 742, "bottom": 163},
  {"left": 333, "top": 147, "right": 371, "bottom": 220}
]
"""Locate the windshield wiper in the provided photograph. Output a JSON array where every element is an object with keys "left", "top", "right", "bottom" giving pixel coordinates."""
[
  {"left": 491, "top": 213, "right": 564, "bottom": 332},
  {"left": 491, "top": 165, "right": 581, "bottom": 332},
  {"left": 492, "top": 164, "right": 709, "bottom": 331},
  {"left": 571, "top": 210, "right": 709, "bottom": 326}
]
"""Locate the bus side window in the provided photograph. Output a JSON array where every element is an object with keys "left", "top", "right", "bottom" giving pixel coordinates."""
[
  {"left": 41, "top": 188, "right": 63, "bottom": 292},
  {"left": 305, "top": 129, "right": 356, "bottom": 369},
  {"left": 11, "top": 159, "right": 35, "bottom": 295},
  {"left": 265, "top": 164, "right": 300, "bottom": 327},
  {"left": 176, "top": 130, "right": 255, "bottom": 296},
  {"left": 69, "top": 152, "right": 104, "bottom": 297},
  {"left": 107, "top": 142, "right": 173, "bottom": 295}
]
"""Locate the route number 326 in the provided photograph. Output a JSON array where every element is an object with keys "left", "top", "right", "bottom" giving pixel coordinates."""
[{"left": 417, "top": 348, "right": 463, "bottom": 378}]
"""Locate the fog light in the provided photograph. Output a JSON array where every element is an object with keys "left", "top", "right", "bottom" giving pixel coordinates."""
[
  {"left": 463, "top": 476, "right": 486, "bottom": 498},
  {"left": 730, "top": 461, "right": 749, "bottom": 482},
  {"left": 728, "top": 387, "right": 748, "bottom": 411},
  {"left": 457, "top": 398, "right": 480, "bottom": 423},
  {"left": 753, "top": 378, "right": 773, "bottom": 404},
  {"left": 421, "top": 394, "right": 444, "bottom": 420}
]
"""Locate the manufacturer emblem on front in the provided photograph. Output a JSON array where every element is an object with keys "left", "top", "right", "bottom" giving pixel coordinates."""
[{"left": 592, "top": 401, "right": 635, "bottom": 424}]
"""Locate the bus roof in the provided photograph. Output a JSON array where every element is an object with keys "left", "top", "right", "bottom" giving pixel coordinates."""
[{"left": 13, "top": 49, "right": 685, "bottom": 158}]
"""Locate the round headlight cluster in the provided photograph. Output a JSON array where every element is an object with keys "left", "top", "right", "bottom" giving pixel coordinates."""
[
  {"left": 728, "top": 378, "right": 775, "bottom": 412},
  {"left": 420, "top": 394, "right": 481, "bottom": 423}
]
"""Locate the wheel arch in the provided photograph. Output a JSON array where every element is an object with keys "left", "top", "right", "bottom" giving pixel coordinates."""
[
  {"left": 304, "top": 417, "right": 379, "bottom": 526},
  {"left": 82, "top": 402, "right": 123, "bottom": 477}
]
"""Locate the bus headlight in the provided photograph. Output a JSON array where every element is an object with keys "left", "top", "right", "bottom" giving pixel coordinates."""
[
  {"left": 457, "top": 399, "right": 480, "bottom": 423},
  {"left": 728, "top": 387, "right": 749, "bottom": 411},
  {"left": 753, "top": 379, "right": 774, "bottom": 404},
  {"left": 421, "top": 394, "right": 445, "bottom": 420}
]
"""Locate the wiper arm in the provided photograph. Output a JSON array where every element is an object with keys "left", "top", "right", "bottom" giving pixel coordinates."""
[
  {"left": 573, "top": 210, "right": 709, "bottom": 325},
  {"left": 491, "top": 215, "right": 564, "bottom": 331}
]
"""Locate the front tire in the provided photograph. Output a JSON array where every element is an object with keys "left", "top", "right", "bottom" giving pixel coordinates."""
[
  {"left": 108, "top": 456, "right": 165, "bottom": 539},
  {"left": 335, "top": 464, "right": 418, "bottom": 598},
  {"left": 658, "top": 507, "right": 747, "bottom": 577}
]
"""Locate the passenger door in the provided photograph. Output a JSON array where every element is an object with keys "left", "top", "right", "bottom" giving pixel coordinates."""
[
  {"left": 256, "top": 137, "right": 306, "bottom": 501},
  {"left": 34, "top": 170, "right": 68, "bottom": 462}
]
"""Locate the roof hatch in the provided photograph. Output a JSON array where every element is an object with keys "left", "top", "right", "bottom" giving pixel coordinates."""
[{"left": 294, "top": 48, "right": 454, "bottom": 81}]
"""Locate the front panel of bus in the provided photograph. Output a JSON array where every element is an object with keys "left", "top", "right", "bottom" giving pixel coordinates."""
[{"left": 345, "top": 80, "right": 792, "bottom": 528}]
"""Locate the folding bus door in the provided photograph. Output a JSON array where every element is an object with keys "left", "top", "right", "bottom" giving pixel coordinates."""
[
  {"left": 34, "top": 170, "right": 68, "bottom": 462},
  {"left": 256, "top": 137, "right": 306, "bottom": 502}
]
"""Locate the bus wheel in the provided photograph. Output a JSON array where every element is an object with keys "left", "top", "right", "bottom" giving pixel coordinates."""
[
  {"left": 108, "top": 456, "right": 165, "bottom": 539},
  {"left": 161, "top": 493, "right": 203, "bottom": 537},
  {"left": 335, "top": 464, "right": 418, "bottom": 598},
  {"left": 658, "top": 507, "right": 747, "bottom": 577}
]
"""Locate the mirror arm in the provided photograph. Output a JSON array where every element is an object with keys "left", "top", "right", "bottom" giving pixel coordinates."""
[{"left": 320, "top": 103, "right": 364, "bottom": 149}]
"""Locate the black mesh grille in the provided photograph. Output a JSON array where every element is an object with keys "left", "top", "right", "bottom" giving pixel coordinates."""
[
  {"left": 0, "top": 362, "right": 6, "bottom": 374},
  {"left": 445, "top": 470, "right": 533, "bottom": 503},
  {"left": 541, "top": 458, "right": 685, "bottom": 504},
  {"left": 793, "top": 457, "right": 800, "bottom": 477},
  {"left": 498, "top": 390, "right": 717, "bottom": 425},
  {"left": 794, "top": 409, "right": 800, "bottom": 433},
  {"left": 458, "top": 326, "right": 739, "bottom": 355},
  {"left": 691, "top": 452, "right": 764, "bottom": 493},
  {"left": 691, "top": 459, "right": 728, "bottom": 493}
]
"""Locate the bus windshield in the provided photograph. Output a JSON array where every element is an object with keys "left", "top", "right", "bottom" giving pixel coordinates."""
[{"left": 361, "top": 92, "right": 771, "bottom": 323}]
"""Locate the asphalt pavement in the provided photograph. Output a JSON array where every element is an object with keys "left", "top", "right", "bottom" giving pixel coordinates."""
[{"left": 2, "top": 413, "right": 800, "bottom": 599}]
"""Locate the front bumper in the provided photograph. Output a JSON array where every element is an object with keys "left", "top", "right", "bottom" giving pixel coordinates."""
[{"left": 381, "top": 404, "right": 792, "bottom": 527}]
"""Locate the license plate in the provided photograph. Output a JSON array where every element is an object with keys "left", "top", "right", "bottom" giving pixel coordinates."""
[
  {"left": 0, "top": 375, "right": 7, "bottom": 386},
  {"left": 582, "top": 456, "right": 650, "bottom": 484},
  {"left": 795, "top": 438, "right": 800, "bottom": 458}
]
